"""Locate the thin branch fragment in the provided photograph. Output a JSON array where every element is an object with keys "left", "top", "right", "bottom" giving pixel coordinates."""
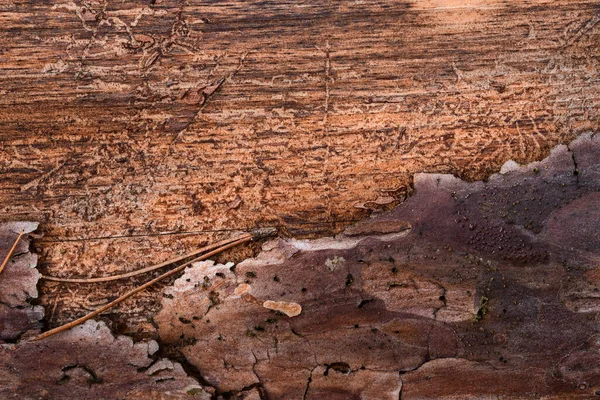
[
  {"left": 0, "top": 230, "right": 24, "bottom": 276},
  {"left": 33, "top": 235, "right": 253, "bottom": 341}
]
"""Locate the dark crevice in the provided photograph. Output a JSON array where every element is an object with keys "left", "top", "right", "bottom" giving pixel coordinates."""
[
  {"left": 398, "top": 371, "right": 403, "bottom": 400},
  {"left": 399, "top": 354, "right": 432, "bottom": 377},
  {"left": 157, "top": 346, "right": 270, "bottom": 400},
  {"left": 155, "top": 346, "right": 217, "bottom": 393},
  {"left": 302, "top": 366, "right": 317, "bottom": 400},
  {"left": 58, "top": 364, "right": 104, "bottom": 386},
  {"left": 357, "top": 298, "right": 374, "bottom": 309},
  {"left": 290, "top": 327, "right": 306, "bottom": 340},
  {"left": 323, "top": 362, "right": 351, "bottom": 376},
  {"left": 219, "top": 383, "right": 269, "bottom": 400},
  {"left": 432, "top": 284, "right": 447, "bottom": 319},
  {"left": 567, "top": 145, "right": 581, "bottom": 184}
]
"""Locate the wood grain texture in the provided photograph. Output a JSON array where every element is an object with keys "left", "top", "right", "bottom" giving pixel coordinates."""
[{"left": 1, "top": 0, "right": 599, "bottom": 331}]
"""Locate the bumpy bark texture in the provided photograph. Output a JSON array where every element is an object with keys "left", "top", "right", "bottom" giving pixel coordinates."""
[
  {"left": 1, "top": 0, "right": 600, "bottom": 333},
  {"left": 0, "top": 320, "right": 211, "bottom": 399},
  {"left": 156, "top": 133, "right": 600, "bottom": 399},
  {"left": 0, "top": 221, "right": 43, "bottom": 342},
  {"left": 0, "top": 224, "right": 211, "bottom": 399}
]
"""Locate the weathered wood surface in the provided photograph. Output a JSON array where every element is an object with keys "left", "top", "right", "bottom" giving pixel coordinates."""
[{"left": 1, "top": 0, "right": 599, "bottom": 333}]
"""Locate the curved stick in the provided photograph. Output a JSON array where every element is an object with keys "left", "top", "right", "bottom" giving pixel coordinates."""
[
  {"left": 0, "top": 230, "right": 24, "bottom": 276},
  {"left": 33, "top": 235, "right": 252, "bottom": 341}
]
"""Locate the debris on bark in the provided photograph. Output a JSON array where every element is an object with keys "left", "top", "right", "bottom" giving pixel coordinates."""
[
  {"left": 34, "top": 234, "right": 252, "bottom": 341},
  {"left": 262, "top": 300, "right": 302, "bottom": 317}
]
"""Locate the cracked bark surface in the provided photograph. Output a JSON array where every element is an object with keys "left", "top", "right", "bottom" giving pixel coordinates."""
[
  {"left": 1, "top": 0, "right": 600, "bottom": 333},
  {"left": 0, "top": 320, "right": 210, "bottom": 399},
  {"left": 0, "top": 224, "right": 212, "bottom": 399},
  {"left": 0, "top": 221, "right": 43, "bottom": 342},
  {"left": 156, "top": 133, "right": 600, "bottom": 399}
]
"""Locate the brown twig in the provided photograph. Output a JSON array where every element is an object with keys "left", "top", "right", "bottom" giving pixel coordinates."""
[
  {"left": 0, "top": 230, "right": 24, "bottom": 276},
  {"left": 32, "top": 235, "right": 252, "bottom": 341},
  {"left": 42, "top": 233, "right": 252, "bottom": 283}
]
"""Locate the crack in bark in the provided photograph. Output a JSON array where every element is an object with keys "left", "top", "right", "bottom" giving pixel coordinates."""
[
  {"left": 567, "top": 144, "right": 581, "bottom": 184},
  {"left": 432, "top": 283, "right": 447, "bottom": 320},
  {"left": 302, "top": 366, "right": 317, "bottom": 400}
]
